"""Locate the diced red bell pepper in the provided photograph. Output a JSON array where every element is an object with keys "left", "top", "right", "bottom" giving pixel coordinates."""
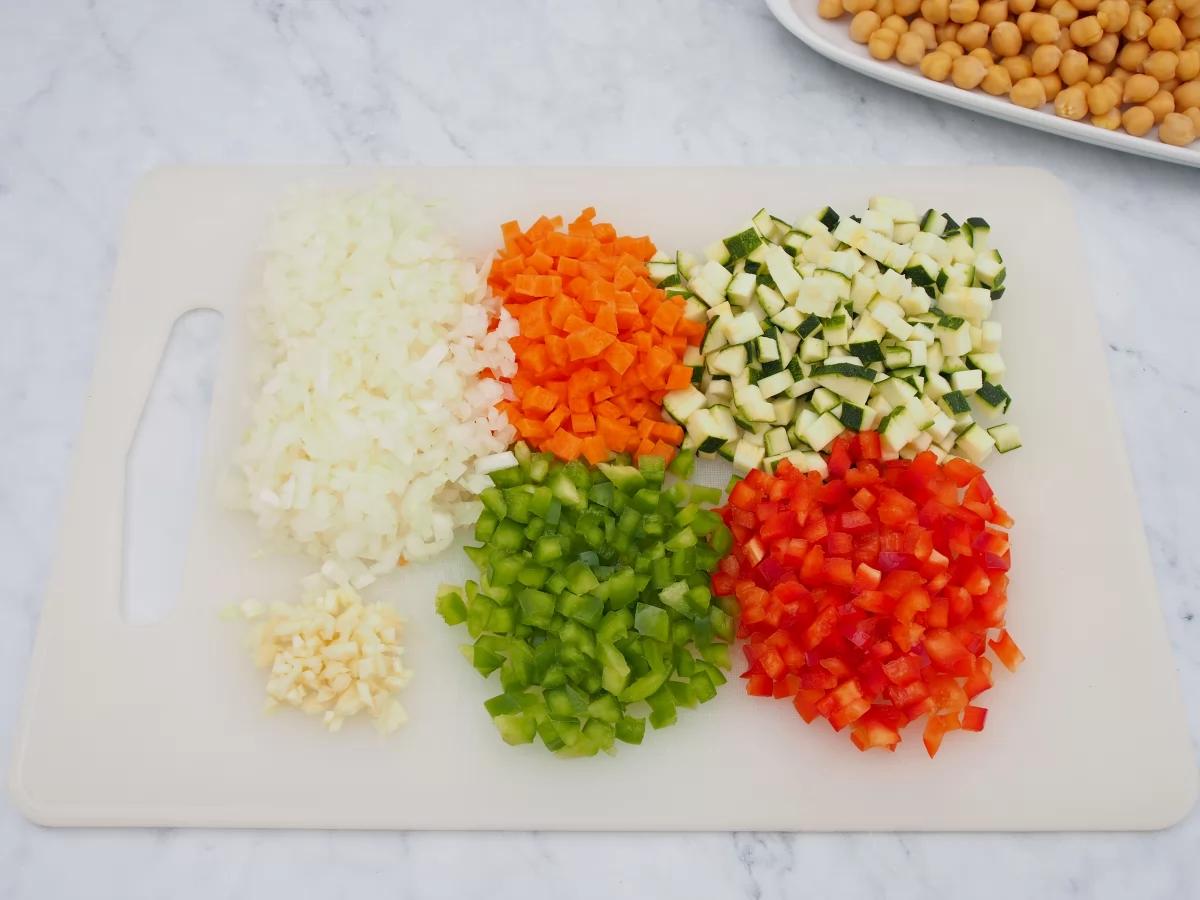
[
  {"left": 988, "top": 629, "right": 1025, "bottom": 672},
  {"left": 961, "top": 705, "right": 988, "bottom": 732}
]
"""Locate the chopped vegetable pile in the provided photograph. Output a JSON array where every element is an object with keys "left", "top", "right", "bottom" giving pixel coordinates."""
[
  {"left": 714, "top": 431, "right": 1022, "bottom": 756},
  {"left": 435, "top": 444, "right": 735, "bottom": 755},
  {"left": 648, "top": 198, "right": 1020, "bottom": 476},
  {"left": 490, "top": 209, "right": 706, "bottom": 465}
]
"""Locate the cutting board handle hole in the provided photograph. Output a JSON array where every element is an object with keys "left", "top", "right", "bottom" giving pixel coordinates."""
[{"left": 121, "top": 308, "right": 224, "bottom": 625}]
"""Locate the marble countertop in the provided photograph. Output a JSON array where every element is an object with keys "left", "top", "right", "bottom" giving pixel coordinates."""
[{"left": 2, "top": 0, "right": 1197, "bottom": 897}]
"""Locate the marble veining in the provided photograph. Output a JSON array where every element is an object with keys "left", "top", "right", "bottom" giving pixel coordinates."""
[{"left": 1, "top": 0, "right": 1198, "bottom": 897}]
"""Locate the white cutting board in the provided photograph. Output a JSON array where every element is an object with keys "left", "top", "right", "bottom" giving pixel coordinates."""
[{"left": 9, "top": 167, "right": 1196, "bottom": 830}]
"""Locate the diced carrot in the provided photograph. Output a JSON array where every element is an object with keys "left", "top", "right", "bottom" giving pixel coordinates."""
[
  {"left": 563, "top": 314, "right": 592, "bottom": 333},
  {"left": 634, "top": 437, "right": 656, "bottom": 459},
  {"left": 630, "top": 278, "right": 651, "bottom": 303},
  {"left": 500, "top": 220, "right": 523, "bottom": 255},
  {"left": 665, "top": 365, "right": 694, "bottom": 391},
  {"left": 522, "top": 342, "right": 549, "bottom": 374},
  {"left": 593, "top": 304, "right": 618, "bottom": 335},
  {"left": 595, "top": 400, "right": 622, "bottom": 419},
  {"left": 572, "top": 413, "right": 596, "bottom": 433},
  {"left": 637, "top": 418, "right": 657, "bottom": 440},
  {"left": 663, "top": 334, "right": 687, "bottom": 356},
  {"left": 580, "top": 435, "right": 610, "bottom": 465},
  {"left": 527, "top": 250, "right": 554, "bottom": 273},
  {"left": 564, "top": 276, "right": 589, "bottom": 298},
  {"left": 652, "top": 422, "right": 685, "bottom": 444},
  {"left": 569, "top": 394, "right": 591, "bottom": 414},
  {"left": 545, "top": 429, "right": 584, "bottom": 461},
  {"left": 644, "top": 346, "right": 676, "bottom": 379},
  {"left": 628, "top": 401, "right": 649, "bottom": 422},
  {"left": 544, "top": 405, "right": 569, "bottom": 435},
  {"left": 566, "top": 326, "right": 616, "bottom": 360},
  {"left": 522, "top": 385, "right": 559, "bottom": 417},
  {"left": 631, "top": 332, "right": 653, "bottom": 352},
  {"left": 602, "top": 341, "right": 636, "bottom": 374},
  {"left": 555, "top": 256, "right": 580, "bottom": 277},
  {"left": 613, "top": 266, "right": 637, "bottom": 291},
  {"left": 500, "top": 255, "right": 525, "bottom": 279},
  {"left": 593, "top": 386, "right": 613, "bottom": 403},
  {"left": 593, "top": 222, "right": 617, "bottom": 243},
  {"left": 650, "top": 301, "right": 682, "bottom": 335},
  {"left": 650, "top": 440, "right": 676, "bottom": 464},
  {"left": 544, "top": 335, "right": 569, "bottom": 366},
  {"left": 674, "top": 316, "right": 705, "bottom": 340}
]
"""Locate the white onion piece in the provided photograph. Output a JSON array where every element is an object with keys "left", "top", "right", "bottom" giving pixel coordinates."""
[
  {"left": 228, "top": 184, "right": 516, "bottom": 568},
  {"left": 474, "top": 450, "right": 519, "bottom": 475}
]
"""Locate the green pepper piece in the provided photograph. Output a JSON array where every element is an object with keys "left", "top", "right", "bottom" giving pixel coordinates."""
[
  {"left": 634, "top": 603, "right": 670, "bottom": 642},
  {"left": 674, "top": 647, "right": 696, "bottom": 677},
  {"left": 690, "top": 485, "right": 724, "bottom": 507},
  {"left": 466, "top": 593, "right": 496, "bottom": 638},
  {"left": 598, "top": 463, "right": 646, "bottom": 495},
  {"left": 473, "top": 644, "right": 504, "bottom": 676},
  {"left": 693, "top": 615, "right": 713, "bottom": 648},
  {"left": 674, "top": 503, "right": 699, "bottom": 527},
  {"left": 700, "top": 641, "right": 732, "bottom": 670},
  {"left": 529, "top": 452, "right": 552, "bottom": 484},
  {"left": 726, "top": 473, "right": 744, "bottom": 493},
  {"left": 588, "top": 481, "right": 616, "bottom": 509},
  {"left": 532, "top": 535, "right": 563, "bottom": 566},
  {"left": 646, "top": 687, "right": 677, "bottom": 729},
  {"left": 650, "top": 556, "right": 673, "bottom": 589},
  {"left": 709, "top": 605, "right": 735, "bottom": 643},
  {"left": 615, "top": 715, "right": 646, "bottom": 744},
  {"left": 700, "top": 660, "right": 728, "bottom": 686},
  {"left": 490, "top": 554, "right": 524, "bottom": 586},
  {"left": 686, "top": 584, "right": 711, "bottom": 615},
  {"left": 671, "top": 546, "right": 696, "bottom": 577},
  {"left": 548, "top": 470, "right": 582, "bottom": 508},
  {"left": 638, "top": 453, "right": 666, "bottom": 488},
  {"left": 488, "top": 605, "right": 516, "bottom": 634},
  {"left": 691, "top": 509, "right": 721, "bottom": 536},
  {"left": 619, "top": 667, "right": 669, "bottom": 704},
  {"left": 598, "top": 608, "right": 633, "bottom": 642},
  {"left": 545, "top": 684, "right": 590, "bottom": 719},
  {"left": 710, "top": 522, "right": 734, "bottom": 557},
  {"left": 504, "top": 486, "right": 533, "bottom": 524},
  {"left": 690, "top": 670, "right": 717, "bottom": 703},
  {"left": 564, "top": 560, "right": 600, "bottom": 595},
  {"left": 670, "top": 619, "right": 693, "bottom": 646},
  {"left": 463, "top": 544, "right": 490, "bottom": 571},
  {"left": 491, "top": 519, "right": 526, "bottom": 554},
  {"left": 667, "top": 448, "right": 695, "bottom": 479},
  {"left": 544, "top": 571, "right": 568, "bottom": 595},
  {"left": 518, "top": 588, "right": 555, "bottom": 630},
  {"left": 516, "top": 565, "right": 549, "bottom": 588},
  {"left": 489, "top": 465, "right": 524, "bottom": 488},
  {"left": 658, "top": 581, "right": 692, "bottom": 617},
  {"left": 631, "top": 488, "right": 661, "bottom": 513},
  {"left": 484, "top": 692, "right": 527, "bottom": 717},
  {"left": 544, "top": 497, "right": 562, "bottom": 525},
  {"left": 474, "top": 509, "right": 499, "bottom": 543},
  {"left": 665, "top": 527, "right": 697, "bottom": 552},
  {"left": 586, "top": 693, "right": 622, "bottom": 724},
  {"left": 664, "top": 481, "right": 689, "bottom": 507},
  {"left": 557, "top": 591, "right": 604, "bottom": 629},
  {"left": 479, "top": 486, "right": 508, "bottom": 520},
  {"left": 493, "top": 714, "right": 537, "bottom": 745},
  {"left": 537, "top": 719, "right": 565, "bottom": 751},
  {"left": 641, "top": 513, "right": 665, "bottom": 537},
  {"left": 523, "top": 517, "right": 546, "bottom": 541},
  {"left": 617, "top": 507, "right": 642, "bottom": 537},
  {"left": 434, "top": 586, "right": 468, "bottom": 626},
  {"left": 582, "top": 718, "right": 616, "bottom": 753},
  {"left": 606, "top": 567, "right": 638, "bottom": 609},
  {"left": 668, "top": 679, "right": 697, "bottom": 709}
]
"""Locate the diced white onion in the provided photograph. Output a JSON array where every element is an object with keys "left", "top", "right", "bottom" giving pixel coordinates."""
[{"left": 227, "top": 183, "right": 516, "bottom": 567}]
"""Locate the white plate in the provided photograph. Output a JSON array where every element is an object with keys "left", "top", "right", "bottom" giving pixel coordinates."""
[
  {"left": 765, "top": 0, "right": 1200, "bottom": 168},
  {"left": 8, "top": 166, "right": 1196, "bottom": 831}
]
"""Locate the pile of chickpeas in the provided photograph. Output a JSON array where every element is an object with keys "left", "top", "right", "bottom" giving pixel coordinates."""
[{"left": 818, "top": 0, "right": 1200, "bottom": 147}]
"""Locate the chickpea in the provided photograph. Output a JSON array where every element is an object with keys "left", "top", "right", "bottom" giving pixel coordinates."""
[
  {"left": 820, "top": 0, "right": 847, "bottom": 16},
  {"left": 1185, "top": 16, "right": 1200, "bottom": 40},
  {"left": 1011, "top": 73, "right": 1051, "bottom": 102},
  {"left": 1018, "top": 10, "right": 1042, "bottom": 36},
  {"left": 1052, "top": 82, "right": 1091, "bottom": 114},
  {"left": 959, "top": 21, "right": 993, "bottom": 47},
  {"left": 1002, "top": 52, "right": 1038, "bottom": 78},
  {"left": 896, "top": 0, "right": 923, "bottom": 13},
  {"left": 922, "top": 0, "right": 953, "bottom": 22},
  {"left": 971, "top": 45, "right": 998, "bottom": 61},
  {"left": 1162, "top": 75, "right": 1182, "bottom": 89},
  {"left": 1124, "top": 8, "right": 1154, "bottom": 37},
  {"left": 980, "top": 0, "right": 1011, "bottom": 25},
  {"left": 1052, "top": 0, "right": 1083, "bottom": 22},
  {"left": 1146, "top": 88, "right": 1177, "bottom": 117},
  {"left": 1088, "top": 79, "right": 1123, "bottom": 109},
  {"left": 869, "top": 27, "right": 902, "bottom": 58},
  {"left": 1123, "top": 71, "right": 1161, "bottom": 97},
  {"left": 1159, "top": 110, "right": 1197, "bottom": 142},
  {"left": 1097, "top": 0, "right": 1132, "bottom": 29},
  {"left": 1040, "top": 70, "right": 1066, "bottom": 94},
  {"left": 952, "top": 53, "right": 991, "bottom": 85},
  {"left": 1143, "top": 48, "right": 1181, "bottom": 76},
  {"left": 921, "top": 48, "right": 956, "bottom": 77},
  {"left": 897, "top": 30, "right": 931, "bottom": 63},
  {"left": 1087, "top": 31, "right": 1121, "bottom": 59},
  {"left": 912, "top": 17, "right": 940, "bottom": 47},
  {"left": 1092, "top": 106, "right": 1124, "bottom": 126},
  {"left": 937, "top": 22, "right": 963, "bottom": 40},
  {"left": 1100, "top": 74, "right": 1126, "bottom": 94},
  {"left": 845, "top": 0, "right": 878, "bottom": 12},
  {"left": 1179, "top": 48, "right": 1200, "bottom": 77},
  {"left": 1073, "top": 0, "right": 1102, "bottom": 9},
  {"left": 1149, "top": 18, "right": 1184, "bottom": 47},
  {"left": 1069, "top": 14, "right": 1105, "bottom": 42},
  {"left": 1031, "top": 42, "right": 1064, "bottom": 71},
  {"left": 876, "top": 0, "right": 898, "bottom": 16},
  {"left": 884, "top": 14, "right": 912, "bottom": 32},
  {"left": 1121, "top": 103, "right": 1156, "bottom": 131},
  {"left": 982, "top": 61, "right": 1016, "bottom": 90},
  {"left": 1011, "top": 0, "right": 1037, "bottom": 9},
  {"left": 1060, "top": 47, "right": 1093, "bottom": 79},
  {"left": 1179, "top": 0, "right": 1200, "bottom": 13},
  {"left": 1118, "top": 38, "right": 1153, "bottom": 66},
  {"left": 1146, "top": 0, "right": 1179, "bottom": 18},
  {"left": 950, "top": 0, "right": 982, "bottom": 20},
  {"left": 1032, "top": 11, "right": 1064, "bottom": 39},
  {"left": 994, "top": 19, "right": 1026, "bottom": 52},
  {"left": 1175, "top": 79, "right": 1200, "bottom": 107},
  {"left": 851, "top": 11, "right": 884, "bottom": 40},
  {"left": 940, "top": 39, "right": 968, "bottom": 55},
  {"left": 1185, "top": 106, "right": 1200, "bottom": 130},
  {"left": 1109, "top": 65, "right": 1134, "bottom": 83},
  {"left": 1086, "top": 59, "right": 1108, "bottom": 80}
]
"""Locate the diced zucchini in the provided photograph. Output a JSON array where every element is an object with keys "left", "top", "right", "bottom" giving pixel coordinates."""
[
  {"left": 950, "top": 368, "right": 984, "bottom": 396},
  {"left": 709, "top": 345, "right": 749, "bottom": 377},
  {"left": 967, "top": 352, "right": 1006, "bottom": 383},
  {"left": 893, "top": 222, "right": 919, "bottom": 245},
  {"left": 815, "top": 206, "right": 840, "bottom": 231},
  {"left": 800, "top": 336, "right": 829, "bottom": 363},
  {"left": 810, "top": 387, "right": 840, "bottom": 414},
  {"left": 662, "top": 386, "right": 707, "bottom": 425},
  {"left": 955, "top": 423, "right": 995, "bottom": 465},
  {"left": 875, "top": 375, "right": 917, "bottom": 406},
  {"left": 869, "top": 196, "right": 918, "bottom": 224},
  {"left": 795, "top": 278, "right": 839, "bottom": 318},
  {"left": 879, "top": 408, "right": 919, "bottom": 453},
  {"left": 647, "top": 260, "right": 679, "bottom": 287},
  {"left": 974, "top": 381, "right": 1012, "bottom": 417},
  {"left": 823, "top": 312, "right": 850, "bottom": 346},
  {"left": 683, "top": 297, "right": 708, "bottom": 323},
  {"left": 837, "top": 401, "right": 875, "bottom": 432},
  {"left": 939, "top": 389, "right": 971, "bottom": 417},
  {"left": 732, "top": 439, "right": 766, "bottom": 474},
  {"left": 689, "top": 276, "right": 726, "bottom": 309},
  {"left": 988, "top": 423, "right": 1021, "bottom": 453},
  {"left": 884, "top": 346, "right": 912, "bottom": 369},
  {"left": 722, "top": 311, "right": 764, "bottom": 345},
  {"left": 724, "top": 224, "right": 763, "bottom": 261},
  {"left": 726, "top": 271, "right": 757, "bottom": 306},
  {"left": 901, "top": 340, "right": 928, "bottom": 367},
  {"left": 964, "top": 217, "right": 991, "bottom": 251},
  {"left": 705, "top": 378, "right": 734, "bottom": 405},
  {"left": 755, "top": 284, "right": 786, "bottom": 318},
  {"left": 763, "top": 426, "right": 791, "bottom": 456},
  {"left": 772, "top": 396, "right": 797, "bottom": 423},
  {"left": 804, "top": 411, "right": 845, "bottom": 453},
  {"left": 810, "top": 362, "right": 876, "bottom": 406},
  {"left": 935, "top": 315, "right": 973, "bottom": 357},
  {"left": 763, "top": 244, "right": 802, "bottom": 302},
  {"left": 757, "top": 369, "right": 794, "bottom": 399}
]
